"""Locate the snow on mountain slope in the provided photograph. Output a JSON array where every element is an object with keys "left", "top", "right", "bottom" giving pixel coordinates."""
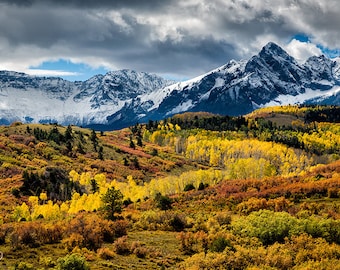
[
  {"left": 332, "top": 57, "right": 340, "bottom": 81},
  {"left": 1, "top": 42, "right": 340, "bottom": 130},
  {"left": 138, "top": 42, "right": 340, "bottom": 121},
  {"left": 0, "top": 70, "right": 173, "bottom": 127},
  {"left": 264, "top": 86, "right": 340, "bottom": 107}
]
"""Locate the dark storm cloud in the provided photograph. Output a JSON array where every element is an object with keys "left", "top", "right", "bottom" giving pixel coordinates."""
[
  {"left": 0, "top": 0, "right": 339, "bottom": 79},
  {"left": 113, "top": 36, "right": 238, "bottom": 75},
  {"left": 0, "top": 0, "right": 175, "bottom": 10}
]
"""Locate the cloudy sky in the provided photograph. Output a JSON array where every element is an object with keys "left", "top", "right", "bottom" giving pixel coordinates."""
[{"left": 0, "top": 0, "right": 339, "bottom": 81}]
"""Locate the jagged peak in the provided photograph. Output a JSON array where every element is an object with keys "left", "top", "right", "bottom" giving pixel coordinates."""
[
  {"left": 262, "top": 41, "right": 282, "bottom": 50},
  {"left": 105, "top": 69, "right": 158, "bottom": 78},
  {"left": 305, "top": 54, "right": 334, "bottom": 66},
  {"left": 259, "top": 42, "right": 293, "bottom": 61}
]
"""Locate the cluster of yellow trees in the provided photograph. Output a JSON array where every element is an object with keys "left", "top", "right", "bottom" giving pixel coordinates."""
[
  {"left": 247, "top": 104, "right": 309, "bottom": 116},
  {"left": 185, "top": 136, "right": 312, "bottom": 177},
  {"left": 12, "top": 168, "right": 225, "bottom": 221},
  {"left": 145, "top": 124, "right": 313, "bottom": 179},
  {"left": 299, "top": 122, "right": 340, "bottom": 154}
]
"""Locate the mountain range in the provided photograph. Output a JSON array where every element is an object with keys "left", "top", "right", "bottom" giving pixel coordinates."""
[{"left": 1, "top": 42, "right": 340, "bottom": 130}]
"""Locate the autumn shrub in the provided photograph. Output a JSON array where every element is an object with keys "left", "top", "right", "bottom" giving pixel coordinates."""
[
  {"left": 39, "top": 256, "right": 56, "bottom": 268},
  {"left": 293, "top": 260, "right": 340, "bottom": 270},
  {"left": 190, "top": 214, "right": 208, "bottom": 232},
  {"left": 178, "top": 232, "right": 197, "bottom": 255},
  {"left": 209, "top": 237, "right": 233, "bottom": 253},
  {"left": 178, "top": 231, "right": 340, "bottom": 269},
  {"left": 111, "top": 219, "right": 128, "bottom": 238},
  {"left": 267, "top": 197, "right": 292, "bottom": 212},
  {"left": 0, "top": 223, "right": 12, "bottom": 244},
  {"left": 302, "top": 216, "right": 340, "bottom": 244},
  {"left": 8, "top": 221, "right": 64, "bottom": 248},
  {"left": 231, "top": 210, "right": 301, "bottom": 245},
  {"left": 214, "top": 212, "right": 232, "bottom": 226},
  {"left": 63, "top": 213, "right": 128, "bottom": 251},
  {"left": 97, "top": 247, "right": 115, "bottom": 260},
  {"left": 205, "top": 216, "right": 220, "bottom": 233},
  {"left": 179, "top": 252, "right": 228, "bottom": 270},
  {"left": 297, "top": 202, "right": 323, "bottom": 216},
  {"left": 67, "top": 218, "right": 103, "bottom": 251},
  {"left": 328, "top": 188, "right": 339, "bottom": 198},
  {"left": 236, "top": 197, "right": 292, "bottom": 215},
  {"left": 100, "top": 219, "right": 128, "bottom": 242},
  {"left": 40, "top": 223, "right": 63, "bottom": 244},
  {"left": 56, "top": 253, "right": 89, "bottom": 270},
  {"left": 261, "top": 242, "right": 294, "bottom": 269},
  {"left": 13, "top": 262, "right": 34, "bottom": 270},
  {"left": 169, "top": 214, "right": 187, "bottom": 231},
  {"left": 134, "top": 210, "right": 187, "bottom": 231},
  {"left": 130, "top": 241, "right": 148, "bottom": 259},
  {"left": 113, "top": 236, "right": 131, "bottom": 255},
  {"left": 133, "top": 210, "right": 159, "bottom": 230},
  {"left": 62, "top": 233, "right": 85, "bottom": 252},
  {"left": 10, "top": 222, "right": 43, "bottom": 248},
  {"left": 178, "top": 230, "right": 222, "bottom": 255}
]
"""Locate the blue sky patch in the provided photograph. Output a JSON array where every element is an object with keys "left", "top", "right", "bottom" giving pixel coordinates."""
[{"left": 29, "top": 59, "right": 109, "bottom": 81}]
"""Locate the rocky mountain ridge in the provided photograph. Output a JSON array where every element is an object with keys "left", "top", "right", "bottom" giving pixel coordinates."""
[{"left": 1, "top": 42, "right": 340, "bottom": 129}]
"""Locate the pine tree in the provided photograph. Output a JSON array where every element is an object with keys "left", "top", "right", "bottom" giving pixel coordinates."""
[
  {"left": 90, "top": 129, "right": 98, "bottom": 151},
  {"left": 123, "top": 157, "right": 129, "bottom": 166},
  {"left": 90, "top": 179, "right": 99, "bottom": 194},
  {"left": 129, "top": 135, "right": 135, "bottom": 149},
  {"left": 137, "top": 135, "right": 143, "bottom": 147},
  {"left": 64, "top": 125, "right": 73, "bottom": 141},
  {"left": 132, "top": 157, "right": 140, "bottom": 169},
  {"left": 100, "top": 187, "right": 123, "bottom": 220},
  {"left": 98, "top": 146, "right": 104, "bottom": 160}
]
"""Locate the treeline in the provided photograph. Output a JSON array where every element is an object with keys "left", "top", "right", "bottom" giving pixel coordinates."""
[
  {"left": 20, "top": 167, "right": 82, "bottom": 201},
  {"left": 169, "top": 114, "right": 247, "bottom": 131},
  {"left": 31, "top": 125, "right": 104, "bottom": 159},
  {"left": 162, "top": 105, "right": 340, "bottom": 132},
  {"left": 305, "top": 105, "right": 340, "bottom": 123},
  {"left": 249, "top": 104, "right": 340, "bottom": 123}
]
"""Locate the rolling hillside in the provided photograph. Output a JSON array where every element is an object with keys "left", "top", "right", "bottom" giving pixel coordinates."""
[{"left": 0, "top": 105, "right": 340, "bottom": 269}]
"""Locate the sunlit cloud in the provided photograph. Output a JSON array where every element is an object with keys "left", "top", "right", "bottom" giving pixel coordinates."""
[
  {"left": 25, "top": 69, "right": 82, "bottom": 77},
  {"left": 285, "top": 39, "right": 323, "bottom": 64}
]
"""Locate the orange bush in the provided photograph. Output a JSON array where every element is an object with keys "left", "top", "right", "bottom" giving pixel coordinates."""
[
  {"left": 113, "top": 236, "right": 131, "bottom": 255},
  {"left": 63, "top": 213, "right": 128, "bottom": 251}
]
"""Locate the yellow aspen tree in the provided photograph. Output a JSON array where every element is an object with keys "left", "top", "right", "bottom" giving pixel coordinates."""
[
  {"left": 13, "top": 202, "right": 30, "bottom": 221},
  {"left": 60, "top": 202, "right": 69, "bottom": 213},
  {"left": 39, "top": 192, "right": 48, "bottom": 203},
  {"left": 69, "top": 170, "right": 80, "bottom": 182},
  {"left": 79, "top": 172, "right": 92, "bottom": 186},
  {"left": 94, "top": 173, "right": 107, "bottom": 190},
  {"left": 28, "top": 196, "right": 39, "bottom": 208}
]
